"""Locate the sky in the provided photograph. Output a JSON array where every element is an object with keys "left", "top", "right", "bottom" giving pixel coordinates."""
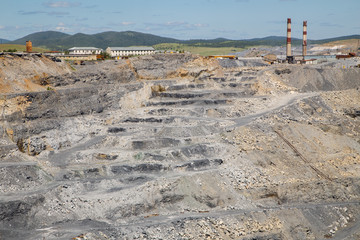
[{"left": 0, "top": 0, "right": 359, "bottom": 41}]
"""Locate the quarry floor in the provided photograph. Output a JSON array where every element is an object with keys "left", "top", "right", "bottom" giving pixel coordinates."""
[{"left": 0, "top": 54, "right": 360, "bottom": 239}]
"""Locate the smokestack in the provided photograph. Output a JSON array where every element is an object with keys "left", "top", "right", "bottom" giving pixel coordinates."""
[
  {"left": 26, "top": 41, "right": 32, "bottom": 52},
  {"left": 286, "top": 18, "right": 292, "bottom": 58},
  {"left": 303, "top": 21, "right": 307, "bottom": 57}
]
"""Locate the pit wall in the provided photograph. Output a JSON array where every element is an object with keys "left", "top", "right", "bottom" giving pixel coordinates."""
[{"left": 0, "top": 54, "right": 72, "bottom": 94}]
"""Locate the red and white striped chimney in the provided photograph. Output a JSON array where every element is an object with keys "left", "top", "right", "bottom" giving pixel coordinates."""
[
  {"left": 303, "top": 21, "right": 307, "bottom": 56},
  {"left": 286, "top": 18, "right": 292, "bottom": 57}
]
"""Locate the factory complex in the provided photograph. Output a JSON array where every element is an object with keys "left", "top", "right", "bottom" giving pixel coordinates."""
[
  {"left": 63, "top": 46, "right": 156, "bottom": 60},
  {"left": 13, "top": 42, "right": 156, "bottom": 60},
  {"left": 3, "top": 19, "right": 359, "bottom": 65}
]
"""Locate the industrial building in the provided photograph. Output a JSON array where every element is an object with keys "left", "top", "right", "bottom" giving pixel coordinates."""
[
  {"left": 43, "top": 51, "right": 64, "bottom": 56},
  {"left": 106, "top": 47, "right": 155, "bottom": 58},
  {"left": 68, "top": 47, "right": 103, "bottom": 55}
]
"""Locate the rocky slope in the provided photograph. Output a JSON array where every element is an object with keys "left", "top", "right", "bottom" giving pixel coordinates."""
[
  {"left": 1, "top": 54, "right": 360, "bottom": 239},
  {"left": 0, "top": 54, "right": 71, "bottom": 94}
]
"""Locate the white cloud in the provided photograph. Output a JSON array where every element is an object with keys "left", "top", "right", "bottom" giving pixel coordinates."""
[
  {"left": 55, "top": 22, "right": 69, "bottom": 31},
  {"left": 193, "top": 23, "right": 209, "bottom": 28},
  {"left": 108, "top": 22, "right": 136, "bottom": 27},
  {"left": 43, "top": 1, "right": 80, "bottom": 8},
  {"left": 164, "top": 21, "right": 186, "bottom": 26},
  {"left": 55, "top": 26, "right": 67, "bottom": 31},
  {"left": 121, "top": 22, "right": 135, "bottom": 26}
]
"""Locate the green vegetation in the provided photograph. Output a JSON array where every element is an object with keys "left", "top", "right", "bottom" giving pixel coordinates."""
[
  {"left": 7, "top": 30, "right": 360, "bottom": 53},
  {"left": 133, "top": 152, "right": 143, "bottom": 160},
  {"left": 8, "top": 31, "right": 304, "bottom": 51},
  {"left": 190, "top": 47, "right": 243, "bottom": 56},
  {"left": 98, "top": 51, "right": 111, "bottom": 59},
  {"left": 11, "top": 31, "right": 179, "bottom": 51},
  {"left": 154, "top": 43, "right": 245, "bottom": 56},
  {"left": 0, "top": 44, "right": 49, "bottom": 53},
  {"left": 311, "top": 35, "right": 360, "bottom": 44},
  {"left": 181, "top": 38, "right": 298, "bottom": 48},
  {"left": 5, "top": 49, "right": 17, "bottom": 52}
]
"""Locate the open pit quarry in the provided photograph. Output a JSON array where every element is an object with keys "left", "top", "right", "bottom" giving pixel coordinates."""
[{"left": 1, "top": 53, "right": 360, "bottom": 240}]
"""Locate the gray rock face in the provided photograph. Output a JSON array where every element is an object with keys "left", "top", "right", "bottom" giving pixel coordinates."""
[
  {"left": 130, "top": 53, "right": 196, "bottom": 79},
  {"left": 1, "top": 54, "right": 360, "bottom": 239},
  {"left": 271, "top": 65, "right": 360, "bottom": 91}
]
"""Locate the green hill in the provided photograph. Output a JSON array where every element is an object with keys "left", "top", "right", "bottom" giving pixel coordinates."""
[
  {"left": 310, "top": 34, "right": 360, "bottom": 44},
  {"left": 11, "top": 31, "right": 70, "bottom": 49},
  {"left": 10, "top": 31, "right": 180, "bottom": 50},
  {"left": 0, "top": 38, "right": 10, "bottom": 44},
  {"left": 9, "top": 31, "right": 360, "bottom": 52}
]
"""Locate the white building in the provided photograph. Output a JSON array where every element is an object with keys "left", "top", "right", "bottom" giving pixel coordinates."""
[
  {"left": 68, "top": 47, "right": 103, "bottom": 55},
  {"left": 106, "top": 47, "right": 155, "bottom": 57}
]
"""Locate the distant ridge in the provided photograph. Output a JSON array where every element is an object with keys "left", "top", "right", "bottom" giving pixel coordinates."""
[
  {"left": 11, "top": 31, "right": 180, "bottom": 50},
  {"left": 0, "top": 38, "right": 10, "bottom": 44},
  {"left": 9, "top": 31, "right": 360, "bottom": 51},
  {"left": 311, "top": 34, "right": 360, "bottom": 44}
]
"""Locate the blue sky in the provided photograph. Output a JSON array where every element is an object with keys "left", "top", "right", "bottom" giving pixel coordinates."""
[{"left": 0, "top": 0, "right": 359, "bottom": 40}]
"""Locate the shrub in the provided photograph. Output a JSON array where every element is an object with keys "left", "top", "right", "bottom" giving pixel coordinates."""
[{"left": 5, "top": 49, "right": 17, "bottom": 52}]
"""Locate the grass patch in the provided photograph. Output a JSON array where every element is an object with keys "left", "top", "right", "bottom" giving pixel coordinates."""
[
  {"left": 0, "top": 44, "right": 49, "bottom": 53},
  {"left": 154, "top": 43, "right": 244, "bottom": 56},
  {"left": 186, "top": 46, "right": 244, "bottom": 56}
]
